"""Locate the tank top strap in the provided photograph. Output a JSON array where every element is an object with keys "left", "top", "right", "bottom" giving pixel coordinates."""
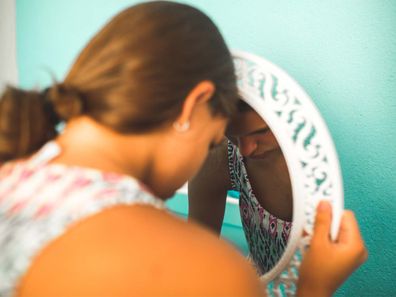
[
  {"left": 27, "top": 141, "right": 61, "bottom": 168},
  {"left": 226, "top": 139, "right": 244, "bottom": 192}
]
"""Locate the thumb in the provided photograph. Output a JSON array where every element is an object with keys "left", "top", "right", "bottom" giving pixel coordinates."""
[
  {"left": 312, "top": 200, "right": 332, "bottom": 242},
  {"left": 337, "top": 211, "right": 363, "bottom": 244}
]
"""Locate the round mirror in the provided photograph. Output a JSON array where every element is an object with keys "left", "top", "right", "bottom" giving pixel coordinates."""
[{"left": 232, "top": 50, "right": 345, "bottom": 296}]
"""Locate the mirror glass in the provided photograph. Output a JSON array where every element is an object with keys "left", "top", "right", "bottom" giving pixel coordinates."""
[{"left": 225, "top": 99, "right": 293, "bottom": 275}]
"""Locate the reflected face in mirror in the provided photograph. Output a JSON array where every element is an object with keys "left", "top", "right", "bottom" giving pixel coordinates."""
[
  {"left": 226, "top": 110, "right": 280, "bottom": 160},
  {"left": 225, "top": 101, "right": 293, "bottom": 275}
]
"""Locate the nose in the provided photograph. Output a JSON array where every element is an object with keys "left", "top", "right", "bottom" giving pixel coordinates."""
[{"left": 238, "top": 137, "right": 257, "bottom": 157}]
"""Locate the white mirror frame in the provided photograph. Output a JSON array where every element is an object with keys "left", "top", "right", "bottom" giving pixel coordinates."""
[{"left": 232, "top": 50, "right": 344, "bottom": 296}]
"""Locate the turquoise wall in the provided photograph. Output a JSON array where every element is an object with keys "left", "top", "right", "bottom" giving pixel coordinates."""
[{"left": 16, "top": 0, "right": 396, "bottom": 296}]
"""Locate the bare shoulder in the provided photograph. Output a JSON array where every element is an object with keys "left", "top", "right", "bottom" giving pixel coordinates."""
[{"left": 19, "top": 205, "right": 264, "bottom": 297}]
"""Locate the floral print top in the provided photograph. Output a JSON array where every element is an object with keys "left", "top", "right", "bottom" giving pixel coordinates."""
[
  {"left": 0, "top": 142, "right": 165, "bottom": 297},
  {"left": 227, "top": 140, "right": 292, "bottom": 274}
]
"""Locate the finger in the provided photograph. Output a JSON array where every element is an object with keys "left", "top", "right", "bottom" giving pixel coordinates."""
[
  {"left": 337, "top": 211, "right": 368, "bottom": 263},
  {"left": 337, "top": 210, "right": 364, "bottom": 244},
  {"left": 312, "top": 200, "right": 332, "bottom": 242}
]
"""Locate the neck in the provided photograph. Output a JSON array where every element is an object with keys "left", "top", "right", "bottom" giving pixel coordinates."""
[{"left": 54, "top": 117, "right": 170, "bottom": 199}]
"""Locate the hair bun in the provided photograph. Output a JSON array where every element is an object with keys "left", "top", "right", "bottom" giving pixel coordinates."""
[{"left": 47, "top": 83, "right": 85, "bottom": 121}]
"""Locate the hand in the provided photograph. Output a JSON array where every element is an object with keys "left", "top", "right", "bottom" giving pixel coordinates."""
[{"left": 297, "top": 201, "right": 368, "bottom": 297}]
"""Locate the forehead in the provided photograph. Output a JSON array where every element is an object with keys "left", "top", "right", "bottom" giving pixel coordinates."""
[{"left": 227, "top": 110, "right": 268, "bottom": 136}]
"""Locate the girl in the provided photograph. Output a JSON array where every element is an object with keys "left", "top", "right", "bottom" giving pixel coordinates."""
[
  {"left": 0, "top": 2, "right": 366, "bottom": 296},
  {"left": 189, "top": 101, "right": 293, "bottom": 274}
]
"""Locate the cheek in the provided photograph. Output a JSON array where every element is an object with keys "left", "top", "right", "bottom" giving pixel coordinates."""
[
  {"left": 183, "top": 142, "right": 210, "bottom": 179},
  {"left": 269, "top": 133, "right": 280, "bottom": 147},
  {"left": 195, "top": 146, "right": 210, "bottom": 170}
]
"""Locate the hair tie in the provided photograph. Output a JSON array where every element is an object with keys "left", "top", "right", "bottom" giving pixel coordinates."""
[{"left": 41, "top": 87, "right": 62, "bottom": 126}]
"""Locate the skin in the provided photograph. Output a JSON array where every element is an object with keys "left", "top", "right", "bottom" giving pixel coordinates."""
[
  {"left": 189, "top": 109, "right": 293, "bottom": 236},
  {"left": 16, "top": 83, "right": 367, "bottom": 297},
  {"left": 17, "top": 81, "right": 264, "bottom": 297},
  {"left": 188, "top": 107, "right": 368, "bottom": 296},
  {"left": 226, "top": 110, "right": 292, "bottom": 221},
  {"left": 297, "top": 201, "right": 368, "bottom": 297}
]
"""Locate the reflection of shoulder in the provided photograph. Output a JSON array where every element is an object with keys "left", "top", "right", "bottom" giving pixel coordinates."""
[
  {"left": 191, "top": 139, "right": 231, "bottom": 191},
  {"left": 205, "top": 139, "right": 229, "bottom": 171},
  {"left": 20, "top": 205, "right": 262, "bottom": 296}
]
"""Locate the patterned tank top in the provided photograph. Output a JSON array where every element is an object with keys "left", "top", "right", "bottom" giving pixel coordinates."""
[
  {"left": 0, "top": 142, "right": 165, "bottom": 297},
  {"left": 227, "top": 140, "right": 292, "bottom": 274}
]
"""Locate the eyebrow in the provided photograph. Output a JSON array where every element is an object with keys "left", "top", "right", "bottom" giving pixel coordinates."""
[
  {"left": 247, "top": 127, "right": 270, "bottom": 136},
  {"left": 226, "top": 126, "right": 270, "bottom": 138}
]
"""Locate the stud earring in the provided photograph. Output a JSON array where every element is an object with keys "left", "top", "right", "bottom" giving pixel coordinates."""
[{"left": 173, "top": 121, "right": 190, "bottom": 132}]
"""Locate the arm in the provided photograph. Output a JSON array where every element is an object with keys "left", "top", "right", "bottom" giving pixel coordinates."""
[
  {"left": 188, "top": 140, "right": 231, "bottom": 234},
  {"left": 297, "top": 201, "right": 368, "bottom": 297}
]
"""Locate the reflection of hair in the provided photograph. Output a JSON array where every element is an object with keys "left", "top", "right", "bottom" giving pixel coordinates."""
[
  {"left": 0, "top": 1, "right": 239, "bottom": 162},
  {"left": 236, "top": 98, "right": 254, "bottom": 112}
]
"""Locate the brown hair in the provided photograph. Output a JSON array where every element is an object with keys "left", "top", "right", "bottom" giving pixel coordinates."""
[
  {"left": 236, "top": 98, "right": 254, "bottom": 113},
  {"left": 0, "top": 1, "right": 238, "bottom": 162}
]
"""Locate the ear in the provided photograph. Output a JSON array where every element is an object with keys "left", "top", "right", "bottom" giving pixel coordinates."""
[{"left": 175, "top": 81, "right": 215, "bottom": 125}]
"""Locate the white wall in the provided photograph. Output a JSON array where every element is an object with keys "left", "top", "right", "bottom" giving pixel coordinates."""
[{"left": 0, "top": 0, "right": 18, "bottom": 92}]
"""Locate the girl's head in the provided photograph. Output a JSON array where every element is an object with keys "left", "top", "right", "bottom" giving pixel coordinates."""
[
  {"left": 0, "top": 1, "right": 238, "bottom": 164},
  {"left": 226, "top": 100, "right": 281, "bottom": 159}
]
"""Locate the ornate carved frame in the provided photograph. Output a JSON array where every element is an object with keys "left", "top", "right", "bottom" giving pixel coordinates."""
[{"left": 232, "top": 50, "right": 344, "bottom": 296}]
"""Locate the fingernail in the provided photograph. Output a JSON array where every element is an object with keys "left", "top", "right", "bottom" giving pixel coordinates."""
[{"left": 318, "top": 200, "right": 331, "bottom": 212}]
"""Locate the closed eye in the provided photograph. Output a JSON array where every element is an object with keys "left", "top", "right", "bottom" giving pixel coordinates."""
[{"left": 249, "top": 127, "right": 270, "bottom": 136}]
